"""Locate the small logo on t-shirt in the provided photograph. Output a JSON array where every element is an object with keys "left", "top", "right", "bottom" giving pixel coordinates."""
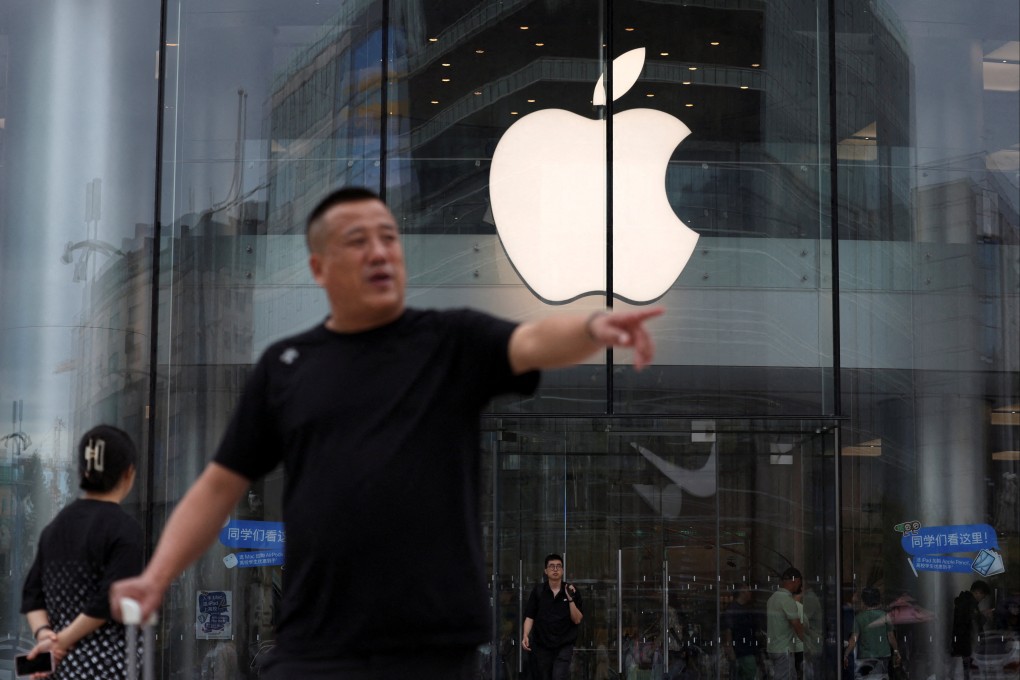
[{"left": 280, "top": 348, "right": 299, "bottom": 365}]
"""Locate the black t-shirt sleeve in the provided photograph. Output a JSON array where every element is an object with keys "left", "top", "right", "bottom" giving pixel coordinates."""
[
  {"left": 214, "top": 356, "right": 282, "bottom": 480},
  {"left": 86, "top": 515, "right": 144, "bottom": 619},
  {"left": 20, "top": 536, "right": 46, "bottom": 613},
  {"left": 450, "top": 309, "right": 540, "bottom": 401}
]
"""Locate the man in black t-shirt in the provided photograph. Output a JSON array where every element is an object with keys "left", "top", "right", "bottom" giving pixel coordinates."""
[
  {"left": 523, "top": 554, "right": 584, "bottom": 680},
  {"left": 111, "top": 187, "right": 663, "bottom": 679}
]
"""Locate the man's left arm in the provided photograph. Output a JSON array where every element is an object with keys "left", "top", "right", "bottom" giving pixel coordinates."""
[
  {"left": 509, "top": 308, "right": 664, "bottom": 374},
  {"left": 565, "top": 583, "right": 583, "bottom": 625},
  {"left": 784, "top": 599, "right": 805, "bottom": 640}
]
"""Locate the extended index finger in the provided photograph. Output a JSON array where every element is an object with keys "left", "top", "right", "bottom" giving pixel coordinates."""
[
  {"left": 632, "top": 325, "right": 656, "bottom": 370},
  {"left": 617, "top": 306, "right": 665, "bottom": 326}
]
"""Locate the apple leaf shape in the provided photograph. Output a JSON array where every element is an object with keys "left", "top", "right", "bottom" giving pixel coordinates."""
[{"left": 593, "top": 47, "right": 646, "bottom": 106}]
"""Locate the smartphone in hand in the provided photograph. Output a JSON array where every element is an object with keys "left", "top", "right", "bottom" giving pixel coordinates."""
[{"left": 15, "top": 651, "right": 54, "bottom": 676}]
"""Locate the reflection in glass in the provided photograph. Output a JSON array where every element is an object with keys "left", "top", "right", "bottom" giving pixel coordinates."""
[{"left": 484, "top": 417, "right": 837, "bottom": 679}]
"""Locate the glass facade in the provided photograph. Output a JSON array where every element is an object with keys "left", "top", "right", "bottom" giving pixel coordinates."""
[{"left": 0, "top": 1, "right": 1016, "bottom": 679}]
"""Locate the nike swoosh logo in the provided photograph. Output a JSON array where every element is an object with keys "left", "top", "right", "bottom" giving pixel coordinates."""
[{"left": 630, "top": 441, "right": 717, "bottom": 518}]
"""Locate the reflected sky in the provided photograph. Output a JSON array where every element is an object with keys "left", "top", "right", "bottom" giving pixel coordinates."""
[
  {"left": 0, "top": 0, "right": 1016, "bottom": 451},
  {"left": 0, "top": 1, "right": 158, "bottom": 451}
]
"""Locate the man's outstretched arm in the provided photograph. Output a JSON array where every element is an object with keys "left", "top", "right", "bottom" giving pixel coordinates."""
[
  {"left": 509, "top": 307, "right": 664, "bottom": 374},
  {"left": 110, "top": 462, "right": 249, "bottom": 622}
]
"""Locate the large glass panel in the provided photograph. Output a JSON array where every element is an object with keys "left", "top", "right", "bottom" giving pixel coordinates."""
[
  {"left": 485, "top": 417, "right": 839, "bottom": 680},
  {"left": 836, "top": 0, "right": 1019, "bottom": 677},
  {"left": 1, "top": 0, "right": 1015, "bottom": 679},
  {"left": 154, "top": 2, "right": 383, "bottom": 677},
  {"left": 612, "top": 0, "right": 836, "bottom": 417},
  {"left": 393, "top": 0, "right": 611, "bottom": 414},
  {"left": 0, "top": 0, "right": 159, "bottom": 658}
]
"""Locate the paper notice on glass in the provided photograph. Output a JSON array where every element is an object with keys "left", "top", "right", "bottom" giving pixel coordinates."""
[{"left": 196, "top": 590, "right": 232, "bottom": 640}]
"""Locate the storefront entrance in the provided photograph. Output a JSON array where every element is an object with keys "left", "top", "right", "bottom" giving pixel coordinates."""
[{"left": 482, "top": 417, "right": 839, "bottom": 680}]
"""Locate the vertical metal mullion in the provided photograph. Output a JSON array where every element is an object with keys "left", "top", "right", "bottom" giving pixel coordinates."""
[
  {"left": 144, "top": 5, "right": 171, "bottom": 676},
  {"left": 827, "top": 0, "right": 845, "bottom": 654},
  {"left": 833, "top": 425, "right": 844, "bottom": 656},
  {"left": 605, "top": 0, "right": 615, "bottom": 415},
  {"left": 490, "top": 432, "right": 500, "bottom": 680},
  {"left": 379, "top": 0, "right": 389, "bottom": 199},
  {"left": 663, "top": 558, "right": 670, "bottom": 675},
  {"left": 827, "top": 0, "right": 841, "bottom": 419},
  {"left": 617, "top": 548, "right": 623, "bottom": 675},
  {"left": 518, "top": 558, "right": 524, "bottom": 673},
  {"left": 145, "top": 0, "right": 170, "bottom": 563}
]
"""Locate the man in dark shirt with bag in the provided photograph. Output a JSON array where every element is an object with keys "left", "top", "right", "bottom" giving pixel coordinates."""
[{"left": 523, "top": 554, "right": 584, "bottom": 680}]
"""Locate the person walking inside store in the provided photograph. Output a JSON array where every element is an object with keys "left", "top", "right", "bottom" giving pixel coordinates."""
[
  {"left": 950, "top": 580, "right": 991, "bottom": 680},
  {"left": 522, "top": 554, "right": 584, "bottom": 680},
  {"left": 843, "top": 587, "right": 901, "bottom": 680},
  {"left": 723, "top": 583, "right": 763, "bottom": 680},
  {"left": 767, "top": 567, "right": 806, "bottom": 680},
  {"left": 109, "top": 187, "right": 662, "bottom": 680},
  {"left": 22, "top": 425, "right": 144, "bottom": 679}
]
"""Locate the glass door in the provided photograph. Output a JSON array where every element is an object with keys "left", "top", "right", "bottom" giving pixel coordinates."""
[{"left": 483, "top": 417, "right": 838, "bottom": 680}]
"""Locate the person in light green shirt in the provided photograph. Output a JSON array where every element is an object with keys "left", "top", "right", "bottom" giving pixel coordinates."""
[
  {"left": 767, "top": 567, "right": 805, "bottom": 680},
  {"left": 844, "top": 588, "right": 900, "bottom": 680}
]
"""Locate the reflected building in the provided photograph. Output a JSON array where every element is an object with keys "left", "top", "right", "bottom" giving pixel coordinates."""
[{"left": 0, "top": 0, "right": 1016, "bottom": 678}]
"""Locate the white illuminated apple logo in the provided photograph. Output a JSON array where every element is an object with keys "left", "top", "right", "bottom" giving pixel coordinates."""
[{"left": 489, "top": 47, "right": 698, "bottom": 303}]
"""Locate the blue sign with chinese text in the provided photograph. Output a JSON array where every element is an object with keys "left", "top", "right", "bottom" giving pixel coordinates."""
[
  {"left": 218, "top": 520, "right": 285, "bottom": 550},
  {"left": 901, "top": 523, "right": 997, "bottom": 556}
]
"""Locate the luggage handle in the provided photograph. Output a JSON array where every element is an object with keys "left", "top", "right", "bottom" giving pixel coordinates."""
[{"left": 121, "top": 598, "right": 159, "bottom": 680}]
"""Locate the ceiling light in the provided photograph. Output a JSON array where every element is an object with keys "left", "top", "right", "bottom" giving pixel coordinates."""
[
  {"left": 848, "top": 122, "right": 878, "bottom": 140},
  {"left": 992, "top": 405, "right": 1020, "bottom": 425},
  {"left": 624, "top": 27, "right": 636, "bottom": 32},
  {"left": 984, "top": 61, "right": 1020, "bottom": 92},
  {"left": 535, "top": 42, "right": 545, "bottom": 47},
  {"left": 660, "top": 52, "right": 669, "bottom": 56},
  {"left": 442, "top": 63, "right": 451, "bottom": 67},
  {"left": 431, "top": 100, "right": 439, "bottom": 104},
  {"left": 739, "top": 85, "right": 749, "bottom": 89},
  {"left": 474, "top": 91, "right": 482, "bottom": 95},
  {"left": 646, "top": 93, "right": 655, "bottom": 97},
  {"left": 682, "top": 81, "right": 691, "bottom": 85},
  {"left": 428, "top": 37, "right": 438, "bottom": 42},
  {"left": 689, "top": 66, "right": 698, "bottom": 71},
  {"left": 527, "top": 98, "right": 536, "bottom": 103},
  {"left": 710, "top": 41, "right": 720, "bottom": 46},
  {"left": 842, "top": 438, "right": 882, "bottom": 457},
  {"left": 685, "top": 103, "right": 694, "bottom": 107},
  {"left": 751, "top": 63, "right": 760, "bottom": 67},
  {"left": 441, "top": 78, "right": 450, "bottom": 82},
  {"left": 475, "top": 49, "right": 485, "bottom": 54},
  {"left": 520, "top": 25, "right": 529, "bottom": 30},
  {"left": 510, "top": 111, "right": 519, "bottom": 115}
]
